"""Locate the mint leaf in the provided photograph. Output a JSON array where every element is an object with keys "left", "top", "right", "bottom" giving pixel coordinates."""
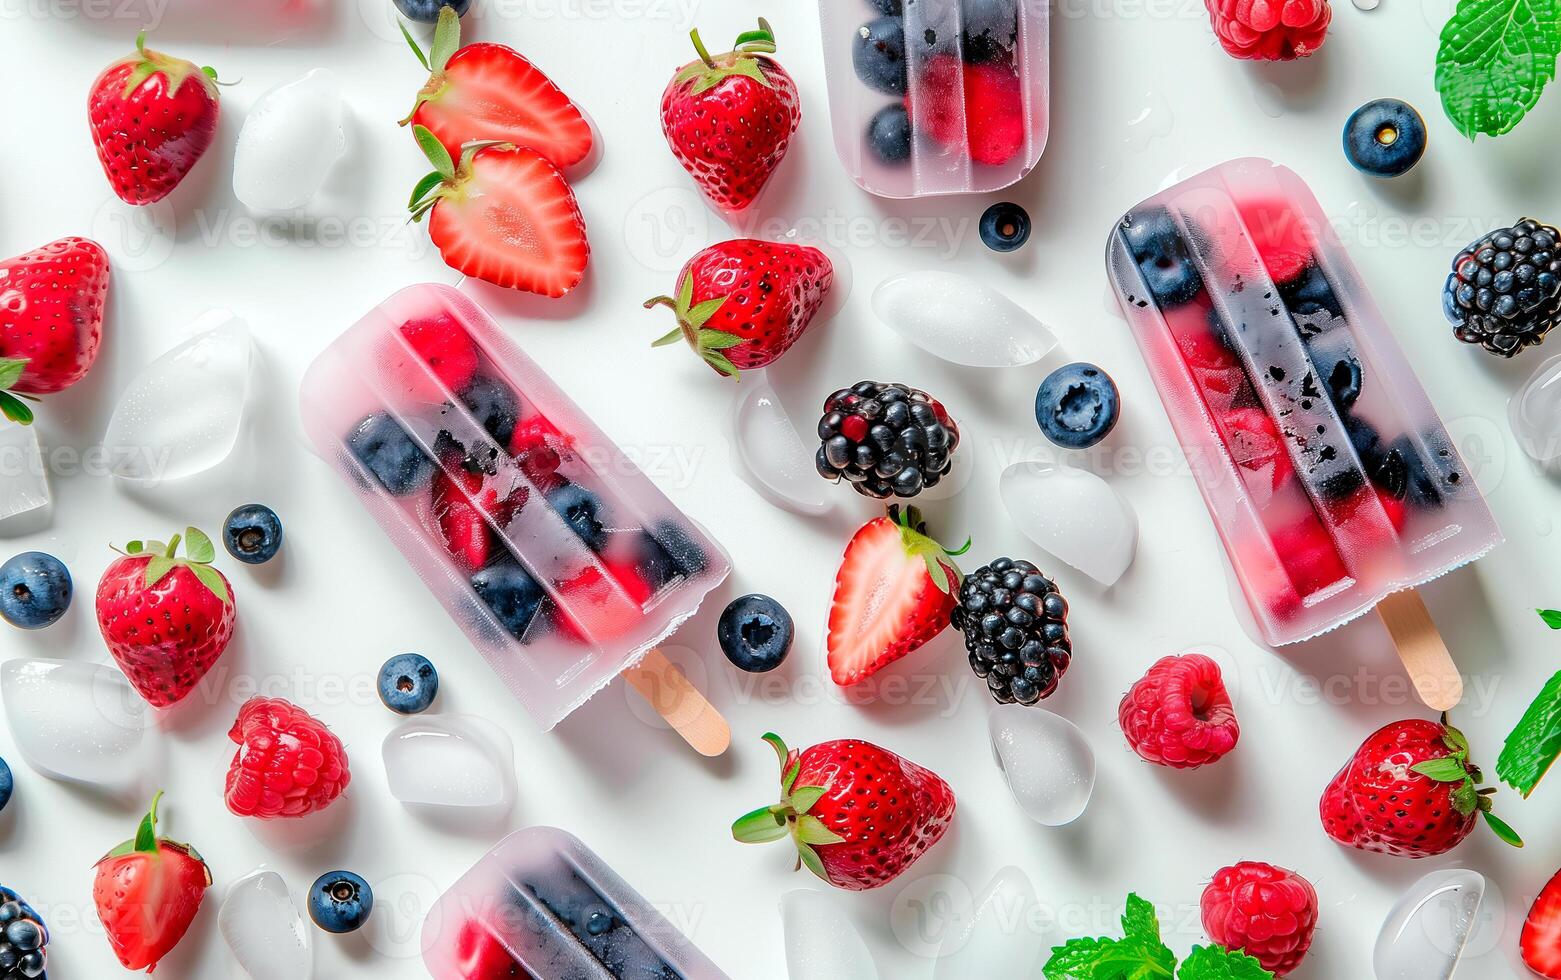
[
  {"left": 1540, "top": 608, "right": 1561, "bottom": 629},
  {"left": 1095, "top": 936, "right": 1176, "bottom": 979},
  {"left": 1497, "top": 670, "right": 1561, "bottom": 796},
  {"left": 1122, "top": 893, "right": 1161, "bottom": 942},
  {"left": 1044, "top": 937, "right": 1117, "bottom": 979},
  {"left": 1436, "top": 0, "right": 1561, "bottom": 137},
  {"left": 1178, "top": 945, "right": 1274, "bottom": 980}
]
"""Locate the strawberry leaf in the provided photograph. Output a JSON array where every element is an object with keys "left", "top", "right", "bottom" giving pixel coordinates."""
[
  {"left": 125, "top": 541, "right": 144, "bottom": 555},
  {"left": 701, "top": 350, "right": 740, "bottom": 378},
  {"left": 687, "top": 298, "right": 729, "bottom": 330},
  {"left": 1412, "top": 757, "right": 1471, "bottom": 782},
  {"left": 429, "top": 4, "right": 462, "bottom": 71},
  {"left": 0, "top": 392, "right": 34, "bottom": 426},
  {"left": 1442, "top": 723, "right": 1471, "bottom": 754},
  {"left": 696, "top": 328, "right": 743, "bottom": 350},
  {"left": 145, "top": 555, "right": 176, "bottom": 589},
  {"left": 399, "top": 19, "right": 429, "bottom": 71},
  {"left": 1177, "top": 945, "right": 1274, "bottom": 979},
  {"left": 413, "top": 125, "right": 455, "bottom": 177},
  {"left": 795, "top": 842, "right": 827, "bottom": 882},
  {"left": 185, "top": 526, "right": 215, "bottom": 564},
  {"left": 789, "top": 785, "right": 826, "bottom": 814},
  {"left": 1450, "top": 780, "right": 1479, "bottom": 815},
  {"left": 189, "top": 563, "right": 230, "bottom": 605},
  {"left": 1540, "top": 608, "right": 1561, "bottom": 629},
  {"left": 0, "top": 358, "right": 26, "bottom": 390},
  {"left": 135, "top": 790, "right": 163, "bottom": 854},
  {"left": 794, "top": 814, "right": 845, "bottom": 846},
  {"left": 650, "top": 327, "right": 684, "bottom": 347},
  {"left": 408, "top": 170, "right": 446, "bottom": 211},
  {"left": 730, "top": 805, "right": 789, "bottom": 843},
  {"left": 1436, "top": 0, "right": 1561, "bottom": 138},
  {"left": 1498, "top": 670, "right": 1561, "bottom": 796},
  {"left": 1484, "top": 810, "right": 1524, "bottom": 847}
]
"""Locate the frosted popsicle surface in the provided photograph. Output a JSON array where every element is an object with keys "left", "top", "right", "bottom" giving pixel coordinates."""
[
  {"left": 300, "top": 285, "right": 729, "bottom": 729},
  {"left": 818, "top": 0, "right": 1048, "bottom": 198},
  {"left": 421, "top": 826, "right": 729, "bottom": 979},
  {"left": 1106, "top": 158, "right": 1499, "bottom": 645}
]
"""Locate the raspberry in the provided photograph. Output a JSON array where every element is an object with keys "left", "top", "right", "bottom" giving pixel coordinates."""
[
  {"left": 224, "top": 697, "right": 351, "bottom": 819},
  {"left": 905, "top": 56, "right": 1026, "bottom": 167},
  {"left": 1237, "top": 198, "right": 1313, "bottom": 284},
  {"left": 1118, "top": 654, "right": 1239, "bottom": 768},
  {"left": 1206, "top": 0, "right": 1331, "bottom": 61},
  {"left": 1200, "top": 861, "right": 1318, "bottom": 976}
]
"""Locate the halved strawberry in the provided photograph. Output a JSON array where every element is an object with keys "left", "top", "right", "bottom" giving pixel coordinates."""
[
  {"left": 410, "top": 130, "right": 590, "bottom": 297},
  {"left": 401, "top": 8, "right": 592, "bottom": 170},
  {"left": 455, "top": 919, "right": 521, "bottom": 979},
  {"left": 827, "top": 506, "right": 967, "bottom": 686},
  {"left": 1235, "top": 197, "right": 1312, "bottom": 286},
  {"left": 432, "top": 464, "right": 528, "bottom": 574},
  {"left": 1524, "top": 868, "right": 1561, "bottom": 979},
  {"left": 510, "top": 414, "right": 574, "bottom": 491}
]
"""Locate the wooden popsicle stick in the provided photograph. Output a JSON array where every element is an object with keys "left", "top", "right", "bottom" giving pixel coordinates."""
[
  {"left": 623, "top": 648, "right": 731, "bottom": 757},
  {"left": 1376, "top": 589, "right": 1464, "bottom": 712}
]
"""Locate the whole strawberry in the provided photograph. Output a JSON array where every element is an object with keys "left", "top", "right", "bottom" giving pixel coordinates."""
[
  {"left": 88, "top": 31, "right": 221, "bottom": 205},
  {"left": 732, "top": 732, "right": 954, "bottom": 890},
  {"left": 646, "top": 239, "right": 833, "bottom": 378},
  {"left": 225, "top": 697, "right": 351, "bottom": 819},
  {"left": 0, "top": 238, "right": 110, "bottom": 423},
  {"left": 93, "top": 792, "right": 211, "bottom": 972},
  {"left": 95, "top": 529, "right": 235, "bottom": 708},
  {"left": 1206, "top": 0, "right": 1331, "bottom": 61},
  {"left": 660, "top": 18, "right": 800, "bottom": 213},
  {"left": 1320, "top": 715, "right": 1522, "bottom": 858},
  {"left": 1200, "top": 861, "right": 1318, "bottom": 976}
]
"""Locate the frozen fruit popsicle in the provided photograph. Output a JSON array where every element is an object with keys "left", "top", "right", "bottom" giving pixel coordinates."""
[
  {"left": 299, "top": 284, "right": 732, "bottom": 751},
  {"left": 1107, "top": 158, "right": 1500, "bottom": 709},
  {"left": 422, "top": 826, "right": 730, "bottom": 979},
  {"left": 818, "top": 0, "right": 1048, "bottom": 198}
]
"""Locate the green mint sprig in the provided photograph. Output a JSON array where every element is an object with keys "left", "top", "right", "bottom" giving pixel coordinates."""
[
  {"left": 1043, "top": 893, "right": 1273, "bottom": 980},
  {"left": 1435, "top": 0, "right": 1561, "bottom": 138},
  {"left": 1492, "top": 610, "right": 1561, "bottom": 797}
]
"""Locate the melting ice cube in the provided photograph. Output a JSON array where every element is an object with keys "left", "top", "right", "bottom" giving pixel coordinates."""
[
  {"left": 988, "top": 703, "right": 1094, "bottom": 826},
  {"left": 999, "top": 460, "right": 1137, "bottom": 586},
  {"left": 102, "top": 311, "right": 252, "bottom": 484},
  {"left": 871, "top": 272, "right": 1057, "bottom": 368},
  {"left": 1510, "top": 354, "right": 1561, "bottom": 464},
  {"left": 0, "top": 659, "right": 148, "bottom": 786},
  {"left": 233, "top": 69, "right": 348, "bottom": 211},
  {"left": 219, "top": 869, "right": 312, "bottom": 980},
  {"left": 1373, "top": 869, "right": 1485, "bottom": 980},
  {"left": 0, "top": 423, "right": 48, "bottom": 524},
  {"left": 933, "top": 867, "right": 1048, "bottom": 978},
  {"left": 781, "top": 889, "right": 878, "bottom": 979},
  {"left": 730, "top": 371, "right": 832, "bottom": 516},
  {"left": 382, "top": 715, "right": 515, "bottom": 810}
]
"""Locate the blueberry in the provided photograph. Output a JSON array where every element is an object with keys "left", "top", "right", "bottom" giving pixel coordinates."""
[
  {"left": 1343, "top": 98, "right": 1427, "bottom": 179},
  {"left": 867, "top": 104, "right": 913, "bottom": 165},
  {"left": 1034, "top": 363, "right": 1120, "bottom": 449},
  {"left": 0, "top": 758, "right": 11, "bottom": 814},
  {"left": 961, "top": 0, "right": 1018, "bottom": 63},
  {"left": 853, "top": 16, "right": 907, "bottom": 95},
  {"left": 1372, "top": 434, "right": 1444, "bottom": 509},
  {"left": 309, "top": 871, "right": 373, "bottom": 934},
  {"left": 448, "top": 375, "right": 521, "bottom": 446},
  {"left": 1122, "top": 208, "right": 1202, "bottom": 307},
  {"left": 869, "top": 0, "right": 902, "bottom": 11},
  {"left": 392, "top": 0, "right": 470, "bottom": 23},
  {"left": 378, "top": 653, "right": 438, "bottom": 714},
  {"left": 546, "top": 484, "right": 608, "bottom": 552},
  {"left": 0, "top": 553, "right": 72, "bottom": 630},
  {"left": 633, "top": 522, "right": 710, "bottom": 590},
  {"left": 1281, "top": 263, "right": 1346, "bottom": 321},
  {"left": 348, "top": 412, "right": 434, "bottom": 496},
  {"left": 979, "top": 202, "right": 1031, "bottom": 252},
  {"left": 223, "top": 504, "right": 283, "bottom": 565},
  {"left": 717, "top": 594, "right": 794, "bottom": 672},
  {"left": 472, "top": 559, "right": 547, "bottom": 640}
]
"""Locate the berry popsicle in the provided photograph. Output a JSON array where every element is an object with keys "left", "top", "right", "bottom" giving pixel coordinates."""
[
  {"left": 299, "top": 284, "right": 732, "bottom": 752},
  {"left": 1106, "top": 158, "right": 1500, "bottom": 709},
  {"left": 817, "top": 0, "right": 1048, "bottom": 198},
  {"left": 421, "top": 826, "right": 730, "bottom": 979}
]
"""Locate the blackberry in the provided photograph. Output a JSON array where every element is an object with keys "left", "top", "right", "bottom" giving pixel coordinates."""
[
  {"left": 816, "top": 381, "right": 959, "bottom": 499},
  {"left": 950, "top": 558, "right": 1071, "bottom": 705},
  {"left": 1443, "top": 218, "right": 1561, "bottom": 356},
  {"left": 0, "top": 886, "right": 47, "bottom": 980}
]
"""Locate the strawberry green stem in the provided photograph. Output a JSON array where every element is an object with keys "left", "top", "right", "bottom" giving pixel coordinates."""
[{"left": 731, "top": 733, "right": 845, "bottom": 883}]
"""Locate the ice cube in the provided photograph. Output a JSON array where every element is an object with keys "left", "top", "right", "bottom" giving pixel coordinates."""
[
  {"left": 0, "top": 659, "right": 148, "bottom": 786},
  {"left": 102, "top": 310, "right": 252, "bottom": 484},
  {"left": 0, "top": 422, "right": 49, "bottom": 523},
  {"left": 933, "top": 867, "right": 1048, "bottom": 978},
  {"left": 382, "top": 715, "right": 515, "bottom": 810},
  {"left": 1510, "top": 354, "right": 1561, "bottom": 463},
  {"left": 219, "top": 869, "right": 312, "bottom": 980},
  {"left": 871, "top": 272, "right": 1057, "bottom": 368},
  {"left": 781, "top": 889, "right": 878, "bottom": 979},
  {"left": 999, "top": 460, "right": 1137, "bottom": 586},
  {"left": 233, "top": 69, "right": 348, "bottom": 211},
  {"left": 730, "top": 371, "right": 832, "bottom": 516},
  {"left": 988, "top": 702, "right": 1094, "bottom": 826},
  {"left": 1373, "top": 869, "right": 1486, "bottom": 980}
]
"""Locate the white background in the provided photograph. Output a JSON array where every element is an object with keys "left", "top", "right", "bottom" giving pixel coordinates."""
[{"left": 0, "top": 0, "right": 1559, "bottom": 976}]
